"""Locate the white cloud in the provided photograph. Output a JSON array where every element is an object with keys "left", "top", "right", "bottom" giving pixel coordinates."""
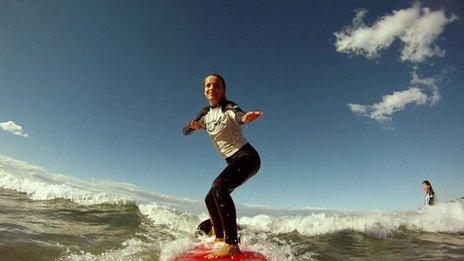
[
  {"left": 411, "top": 69, "right": 440, "bottom": 104},
  {"left": 334, "top": 3, "right": 457, "bottom": 62},
  {"left": 0, "top": 121, "right": 28, "bottom": 137},
  {"left": 348, "top": 71, "right": 440, "bottom": 122}
]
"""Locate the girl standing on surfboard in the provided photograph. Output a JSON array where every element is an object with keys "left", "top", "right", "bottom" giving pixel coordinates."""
[{"left": 183, "top": 74, "right": 263, "bottom": 258}]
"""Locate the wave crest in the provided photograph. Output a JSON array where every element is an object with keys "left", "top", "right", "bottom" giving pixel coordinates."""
[{"left": 238, "top": 202, "right": 464, "bottom": 237}]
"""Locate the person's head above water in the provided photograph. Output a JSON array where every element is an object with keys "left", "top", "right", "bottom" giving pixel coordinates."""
[
  {"left": 422, "top": 180, "right": 435, "bottom": 195},
  {"left": 204, "top": 73, "right": 226, "bottom": 106}
]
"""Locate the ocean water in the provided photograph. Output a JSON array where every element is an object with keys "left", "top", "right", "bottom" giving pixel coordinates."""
[{"left": 1, "top": 154, "right": 463, "bottom": 261}]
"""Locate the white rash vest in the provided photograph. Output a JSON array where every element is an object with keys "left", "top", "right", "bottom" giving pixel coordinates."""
[{"left": 183, "top": 99, "right": 248, "bottom": 158}]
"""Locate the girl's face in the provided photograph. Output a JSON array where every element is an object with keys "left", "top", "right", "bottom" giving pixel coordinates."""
[
  {"left": 204, "top": 75, "right": 225, "bottom": 105},
  {"left": 422, "top": 183, "right": 429, "bottom": 192}
]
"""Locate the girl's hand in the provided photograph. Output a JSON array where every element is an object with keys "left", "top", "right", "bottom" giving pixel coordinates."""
[
  {"left": 188, "top": 120, "right": 203, "bottom": 130},
  {"left": 241, "top": 111, "right": 263, "bottom": 124}
]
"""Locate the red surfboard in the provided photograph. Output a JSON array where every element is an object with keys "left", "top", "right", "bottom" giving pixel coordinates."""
[{"left": 175, "top": 244, "right": 267, "bottom": 261}]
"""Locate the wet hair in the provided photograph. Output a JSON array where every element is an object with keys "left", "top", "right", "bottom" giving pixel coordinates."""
[
  {"left": 422, "top": 180, "right": 435, "bottom": 195},
  {"left": 204, "top": 73, "right": 226, "bottom": 89}
]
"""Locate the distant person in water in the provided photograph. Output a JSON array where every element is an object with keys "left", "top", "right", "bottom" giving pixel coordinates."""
[
  {"left": 183, "top": 74, "right": 263, "bottom": 258},
  {"left": 422, "top": 180, "right": 436, "bottom": 206}
]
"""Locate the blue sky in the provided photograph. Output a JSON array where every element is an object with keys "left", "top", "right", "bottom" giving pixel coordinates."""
[{"left": 1, "top": 0, "right": 463, "bottom": 211}]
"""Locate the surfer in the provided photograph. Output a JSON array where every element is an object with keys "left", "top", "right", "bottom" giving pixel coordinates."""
[
  {"left": 422, "top": 180, "right": 436, "bottom": 206},
  {"left": 183, "top": 74, "right": 263, "bottom": 258}
]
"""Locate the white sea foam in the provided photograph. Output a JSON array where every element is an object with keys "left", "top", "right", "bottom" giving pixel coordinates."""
[
  {"left": 0, "top": 170, "right": 129, "bottom": 205},
  {"left": 56, "top": 200, "right": 464, "bottom": 261},
  {"left": 0, "top": 154, "right": 205, "bottom": 211},
  {"left": 2, "top": 153, "right": 464, "bottom": 240},
  {"left": 158, "top": 233, "right": 296, "bottom": 261},
  {"left": 3, "top": 154, "right": 464, "bottom": 261},
  {"left": 61, "top": 235, "right": 296, "bottom": 261},
  {"left": 238, "top": 202, "right": 464, "bottom": 237},
  {"left": 239, "top": 232, "right": 298, "bottom": 261},
  {"left": 138, "top": 202, "right": 199, "bottom": 236},
  {"left": 60, "top": 238, "right": 156, "bottom": 261},
  {"left": 0, "top": 154, "right": 329, "bottom": 216},
  {"left": 160, "top": 237, "right": 197, "bottom": 261}
]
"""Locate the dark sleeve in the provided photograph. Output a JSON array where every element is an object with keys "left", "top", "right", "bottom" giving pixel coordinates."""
[
  {"left": 182, "top": 107, "right": 208, "bottom": 135},
  {"left": 428, "top": 194, "right": 435, "bottom": 206},
  {"left": 225, "top": 101, "right": 246, "bottom": 124}
]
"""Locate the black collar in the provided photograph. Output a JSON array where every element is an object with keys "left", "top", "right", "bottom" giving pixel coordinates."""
[{"left": 210, "top": 98, "right": 229, "bottom": 112}]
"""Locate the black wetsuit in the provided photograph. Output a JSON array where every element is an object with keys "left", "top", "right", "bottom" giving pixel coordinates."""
[
  {"left": 197, "top": 218, "right": 242, "bottom": 236},
  {"left": 183, "top": 99, "right": 261, "bottom": 244},
  {"left": 424, "top": 192, "right": 436, "bottom": 206}
]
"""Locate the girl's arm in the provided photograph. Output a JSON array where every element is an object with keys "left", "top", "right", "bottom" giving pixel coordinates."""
[
  {"left": 183, "top": 120, "right": 204, "bottom": 135},
  {"left": 241, "top": 111, "right": 264, "bottom": 124},
  {"left": 183, "top": 107, "right": 208, "bottom": 135}
]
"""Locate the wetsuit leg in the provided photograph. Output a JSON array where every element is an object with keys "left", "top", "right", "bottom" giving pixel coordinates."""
[
  {"left": 197, "top": 219, "right": 213, "bottom": 236},
  {"left": 205, "top": 191, "right": 224, "bottom": 238},
  {"left": 207, "top": 143, "right": 260, "bottom": 244}
]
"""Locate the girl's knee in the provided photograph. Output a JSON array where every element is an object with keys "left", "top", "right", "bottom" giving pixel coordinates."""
[{"left": 205, "top": 191, "right": 214, "bottom": 203}]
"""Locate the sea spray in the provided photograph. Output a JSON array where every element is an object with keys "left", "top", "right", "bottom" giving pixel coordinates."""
[{"left": 1, "top": 154, "right": 464, "bottom": 260}]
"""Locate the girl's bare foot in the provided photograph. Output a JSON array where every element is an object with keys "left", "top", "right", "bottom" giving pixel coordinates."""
[
  {"left": 207, "top": 237, "right": 224, "bottom": 245},
  {"left": 206, "top": 243, "right": 240, "bottom": 259},
  {"left": 214, "top": 237, "right": 224, "bottom": 243}
]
